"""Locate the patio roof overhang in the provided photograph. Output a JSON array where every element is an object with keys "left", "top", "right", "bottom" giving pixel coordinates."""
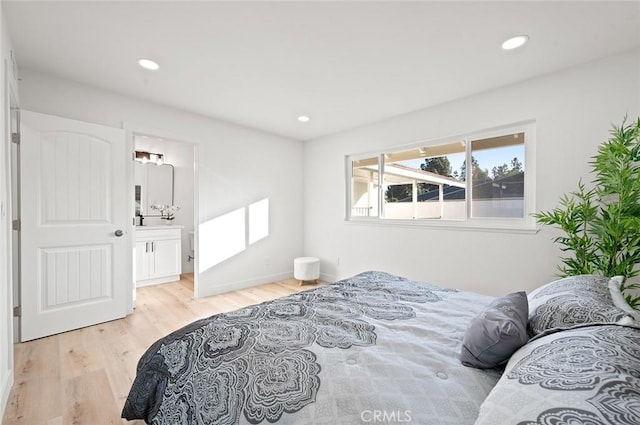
[{"left": 361, "top": 163, "right": 465, "bottom": 188}]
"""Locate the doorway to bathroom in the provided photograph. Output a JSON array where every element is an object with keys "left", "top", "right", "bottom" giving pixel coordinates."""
[{"left": 132, "top": 132, "right": 198, "bottom": 299}]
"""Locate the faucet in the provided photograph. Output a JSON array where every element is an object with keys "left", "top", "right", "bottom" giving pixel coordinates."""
[{"left": 139, "top": 213, "right": 144, "bottom": 226}]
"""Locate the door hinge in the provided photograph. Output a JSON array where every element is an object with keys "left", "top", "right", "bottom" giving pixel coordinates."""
[
  {"left": 11, "top": 132, "right": 20, "bottom": 144},
  {"left": 13, "top": 306, "right": 21, "bottom": 317},
  {"left": 12, "top": 219, "right": 20, "bottom": 231}
]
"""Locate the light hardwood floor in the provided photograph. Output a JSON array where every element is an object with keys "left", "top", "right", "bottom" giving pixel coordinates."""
[{"left": 2, "top": 275, "right": 323, "bottom": 425}]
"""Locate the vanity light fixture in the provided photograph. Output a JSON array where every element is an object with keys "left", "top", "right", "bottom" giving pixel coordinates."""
[
  {"left": 134, "top": 150, "right": 164, "bottom": 165},
  {"left": 297, "top": 115, "right": 310, "bottom": 123},
  {"left": 138, "top": 58, "right": 159, "bottom": 71},
  {"left": 135, "top": 151, "right": 150, "bottom": 163},
  {"left": 502, "top": 35, "right": 529, "bottom": 50}
]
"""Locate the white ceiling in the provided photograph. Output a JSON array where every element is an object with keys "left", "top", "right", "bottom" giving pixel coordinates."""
[{"left": 4, "top": 1, "right": 640, "bottom": 141}]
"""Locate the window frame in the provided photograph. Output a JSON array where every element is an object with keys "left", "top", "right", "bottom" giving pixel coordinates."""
[{"left": 345, "top": 121, "right": 537, "bottom": 233}]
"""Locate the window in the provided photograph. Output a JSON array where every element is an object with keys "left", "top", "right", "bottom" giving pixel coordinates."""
[
  {"left": 350, "top": 155, "right": 380, "bottom": 217},
  {"left": 346, "top": 122, "right": 535, "bottom": 230},
  {"left": 470, "top": 133, "right": 525, "bottom": 219},
  {"left": 382, "top": 141, "right": 466, "bottom": 220}
]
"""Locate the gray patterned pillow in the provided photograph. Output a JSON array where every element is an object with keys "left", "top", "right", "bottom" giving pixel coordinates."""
[
  {"left": 527, "top": 275, "right": 632, "bottom": 336},
  {"left": 474, "top": 324, "right": 640, "bottom": 425},
  {"left": 461, "top": 291, "right": 529, "bottom": 369}
]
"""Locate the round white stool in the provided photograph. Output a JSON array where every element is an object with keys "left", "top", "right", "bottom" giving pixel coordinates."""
[{"left": 294, "top": 257, "right": 320, "bottom": 286}]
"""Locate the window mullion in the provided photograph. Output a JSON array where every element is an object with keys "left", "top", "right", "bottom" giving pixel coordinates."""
[
  {"left": 465, "top": 139, "right": 471, "bottom": 220},
  {"left": 379, "top": 153, "right": 385, "bottom": 218},
  {"left": 345, "top": 155, "right": 353, "bottom": 219}
]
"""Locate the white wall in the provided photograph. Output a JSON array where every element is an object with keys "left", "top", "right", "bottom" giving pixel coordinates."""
[
  {"left": 134, "top": 136, "right": 195, "bottom": 273},
  {"left": 303, "top": 49, "right": 640, "bottom": 296},
  {"left": 18, "top": 68, "right": 304, "bottom": 298},
  {"left": 0, "top": 7, "right": 17, "bottom": 419}
]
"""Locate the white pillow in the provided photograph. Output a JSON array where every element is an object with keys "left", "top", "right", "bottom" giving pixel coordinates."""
[{"left": 608, "top": 276, "right": 640, "bottom": 325}]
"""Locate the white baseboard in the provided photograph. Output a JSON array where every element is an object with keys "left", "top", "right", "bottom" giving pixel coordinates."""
[
  {"left": 0, "top": 368, "right": 14, "bottom": 421},
  {"left": 136, "top": 274, "right": 181, "bottom": 288},
  {"left": 197, "top": 271, "right": 294, "bottom": 298},
  {"left": 320, "top": 272, "right": 337, "bottom": 283}
]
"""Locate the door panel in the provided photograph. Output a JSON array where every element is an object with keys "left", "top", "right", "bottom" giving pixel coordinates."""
[
  {"left": 41, "top": 245, "right": 111, "bottom": 309},
  {"left": 20, "top": 110, "right": 130, "bottom": 341},
  {"left": 40, "top": 131, "right": 111, "bottom": 223}
]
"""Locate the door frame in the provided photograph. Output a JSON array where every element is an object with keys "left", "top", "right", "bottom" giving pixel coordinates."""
[
  {"left": 123, "top": 123, "right": 200, "bottom": 300},
  {"left": 3, "top": 55, "right": 20, "bottom": 414},
  {"left": 8, "top": 79, "right": 19, "bottom": 343}
]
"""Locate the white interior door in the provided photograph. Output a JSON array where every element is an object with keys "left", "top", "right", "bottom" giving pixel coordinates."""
[{"left": 20, "top": 110, "right": 130, "bottom": 341}]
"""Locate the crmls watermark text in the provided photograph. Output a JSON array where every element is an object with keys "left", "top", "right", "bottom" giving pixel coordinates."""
[{"left": 360, "top": 410, "right": 412, "bottom": 423}]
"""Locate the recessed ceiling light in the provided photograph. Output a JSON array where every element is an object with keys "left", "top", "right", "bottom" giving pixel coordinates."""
[
  {"left": 138, "top": 58, "right": 159, "bottom": 71},
  {"left": 297, "top": 115, "right": 310, "bottom": 123},
  {"left": 502, "top": 35, "right": 529, "bottom": 50}
]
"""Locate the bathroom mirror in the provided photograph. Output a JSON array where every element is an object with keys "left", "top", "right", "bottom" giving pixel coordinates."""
[{"left": 134, "top": 162, "right": 174, "bottom": 217}]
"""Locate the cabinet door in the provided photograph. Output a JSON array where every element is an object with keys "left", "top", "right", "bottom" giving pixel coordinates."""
[
  {"left": 152, "top": 239, "right": 182, "bottom": 278},
  {"left": 135, "top": 241, "right": 150, "bottom": 281}
]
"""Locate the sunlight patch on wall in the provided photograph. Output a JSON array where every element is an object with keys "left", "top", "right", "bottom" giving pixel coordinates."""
[
  {"left": 248, "top": 198, "right": 269, "bottom": 245},
  {"left": 199, "top": 207, "right": 246, "bottom": 273},
  {"left": 198, "top": 198, "right": 271, "bottom": 274}
]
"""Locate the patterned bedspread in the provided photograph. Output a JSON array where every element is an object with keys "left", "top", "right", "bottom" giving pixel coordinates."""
[{"left": 122, "top": 271, "right": 501, "bottom": 424}]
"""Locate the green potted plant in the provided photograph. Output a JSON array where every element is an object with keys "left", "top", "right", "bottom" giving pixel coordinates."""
[{"left": 535, "top": 117, "right": 640, "bottom": 309}]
